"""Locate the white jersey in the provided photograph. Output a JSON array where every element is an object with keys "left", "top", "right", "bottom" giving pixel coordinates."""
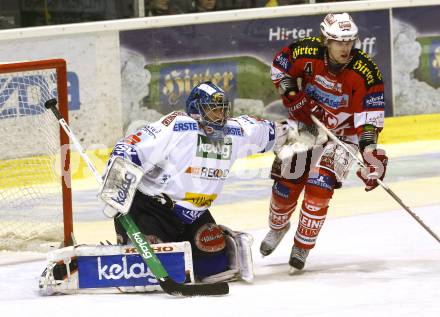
[{"left": 109, "top": 111, "right": 275, "bottom": 223}]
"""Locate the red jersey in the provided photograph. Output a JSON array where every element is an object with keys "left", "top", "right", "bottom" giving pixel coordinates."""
[{"left": 271, "top": 37, "right": 385, "bottom": 145}]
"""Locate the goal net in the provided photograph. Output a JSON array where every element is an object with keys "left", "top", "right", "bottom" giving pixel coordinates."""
[{"left": 0, "top": 59, "right": 73, "bottom": 252}]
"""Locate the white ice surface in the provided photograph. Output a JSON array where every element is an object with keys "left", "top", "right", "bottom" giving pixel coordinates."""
[{"left": 1, "top": 205, "right": 439, "bottom": 317}]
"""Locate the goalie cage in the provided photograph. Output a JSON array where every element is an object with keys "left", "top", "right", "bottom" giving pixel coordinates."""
[{"left": 0, "top": 59, "right": 73, "bottom": 252}]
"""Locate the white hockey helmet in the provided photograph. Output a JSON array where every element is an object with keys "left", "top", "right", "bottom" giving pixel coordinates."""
[{"left": 320, "top": 13, "right": 358, "bottom": 43}]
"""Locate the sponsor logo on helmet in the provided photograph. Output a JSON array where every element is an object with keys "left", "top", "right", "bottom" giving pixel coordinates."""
[
  {"left": 338, "top": 21, "right": 352, "bottom": 31},
  {"left": 325, "top": 14, "right": 336, "bottom": 25},
  {"left": 211, "top": 92, "right": 225, "bottom": 103}
]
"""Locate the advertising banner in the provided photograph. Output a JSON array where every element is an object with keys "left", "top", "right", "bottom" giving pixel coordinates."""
[
  {"left": 392, "top": 5, "right": 440, "bottom": 115},
  {"left": 0, "top": 32, "right": 122, "bottom": 150},
  {"left": 120, "top": 10, "right": 392, "bottom": 130}
]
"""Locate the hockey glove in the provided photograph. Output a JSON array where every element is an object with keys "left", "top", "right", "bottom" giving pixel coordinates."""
[
  {"left": 282, "top": 91, "right": 316, "bottom": 126},
  {"left": 356, "top": 147, "right": 388, "bottom": 192}
]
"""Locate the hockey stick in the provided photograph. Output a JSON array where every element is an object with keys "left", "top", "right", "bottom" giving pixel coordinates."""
[
  {"left": 310, "top": 115, "right": 440, "bottom": 244},
  {"left": 44, "top": 98, "right": 229, "bottom": 296}
]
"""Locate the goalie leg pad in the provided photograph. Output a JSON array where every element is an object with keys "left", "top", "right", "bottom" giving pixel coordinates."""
[
  {"left": 191, "top": 222, "right": 228, "bottom": 280},
  {"left": 39, "top": 242, "right": 194, "bottom": 295},
  {"left": 201, "top": 225, "right": 255, "bottom": 283},
  {"left": 226, "top": 226, "right": 255, "bottom": 283}
]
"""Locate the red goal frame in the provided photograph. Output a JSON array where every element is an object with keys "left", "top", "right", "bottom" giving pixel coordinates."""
[{"left": 0, "top": 59, "right": 73, "bottom": 247}]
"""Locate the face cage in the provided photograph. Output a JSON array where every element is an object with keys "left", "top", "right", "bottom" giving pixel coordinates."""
[{"left": 196, "top": 101, "right": 231, "bottom": 128}]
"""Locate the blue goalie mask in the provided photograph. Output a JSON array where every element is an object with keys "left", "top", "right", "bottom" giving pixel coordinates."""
[{"left": 186, "top": 81, "right": 231, "bottom": 142}]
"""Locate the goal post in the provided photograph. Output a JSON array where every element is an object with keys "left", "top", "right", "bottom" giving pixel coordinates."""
[{"left": 0, "top": 59, "right": 73, "bottom": 251}]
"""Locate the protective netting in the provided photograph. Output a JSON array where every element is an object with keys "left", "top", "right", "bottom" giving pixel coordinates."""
[{"left": 0, "top": 68, "right": 64, "bottom": 251}]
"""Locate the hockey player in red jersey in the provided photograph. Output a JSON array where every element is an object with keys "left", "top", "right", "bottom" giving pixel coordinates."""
[{"left": 260, "top": 13, "right": 389, "bottom": 272}]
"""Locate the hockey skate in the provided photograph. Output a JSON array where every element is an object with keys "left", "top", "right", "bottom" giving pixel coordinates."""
[
  {"left": 259, "top": 222, "right": 290, "bottom": 256},
  {"left": 288, "top": 245, "right": 309, "bottom": 274}
]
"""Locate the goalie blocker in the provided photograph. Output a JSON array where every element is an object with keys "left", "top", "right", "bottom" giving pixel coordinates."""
[{"left": 39, "top": 226, "right": 253, "bottom": 295}]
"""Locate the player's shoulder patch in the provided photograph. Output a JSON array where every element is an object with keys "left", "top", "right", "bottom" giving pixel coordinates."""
[
  {"left": 223, "top": 120, "right": 244, "bottom": 137},
  {"left": 289, "top": 37, "right": 324, "bottom": 60},
  {"left": 348, "top": 49, "right": 383, "bottom": 88},
  {"left": 172, "top": 116, "right": 199, "bottom": 132},
  {"left": 161, "top": 111, "right": 189, "bottom": 127}
]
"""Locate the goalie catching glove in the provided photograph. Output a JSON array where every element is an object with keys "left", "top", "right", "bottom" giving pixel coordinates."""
[
  {"left": 275, "top": 119, "right": 328, "bottom": 161},
  {"left": 201, "top": 225, "right": 254, "bottom": 283},
  {"left": 356, "top": 147, "right": 388, "bottom": 191}
]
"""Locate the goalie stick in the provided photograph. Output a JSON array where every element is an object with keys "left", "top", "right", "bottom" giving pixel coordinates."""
[
  {"left": 44, "top": 98, "right": 229, "bottom": 296},
  {"left": 310, "top": 115, "right": 440, "bottom": 244}
]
